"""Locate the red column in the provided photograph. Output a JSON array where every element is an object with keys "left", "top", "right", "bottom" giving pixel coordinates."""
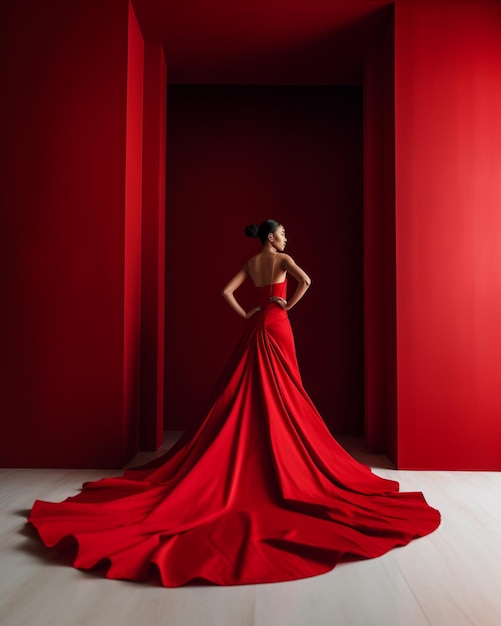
[
  {"left": 0, "top": 0, "right": 145, "bottom": 468},
  {"left": 123, "top": 0, "right": 145, "bottom": 460},
  {"left": 140, "top": 42, "right": 167, "bottom": 450},
  {"left": 394, "top": 0, "right": 501, "bottom": 469}
]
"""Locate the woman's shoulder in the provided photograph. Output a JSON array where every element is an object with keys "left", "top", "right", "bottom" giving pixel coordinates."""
[{"left": 279, "top": 252, "right": 295, "bottom": 265}]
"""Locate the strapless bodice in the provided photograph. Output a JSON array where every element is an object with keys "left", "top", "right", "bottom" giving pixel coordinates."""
[{"left": 256, "top": 279, "right": 287, "bottom": 308}]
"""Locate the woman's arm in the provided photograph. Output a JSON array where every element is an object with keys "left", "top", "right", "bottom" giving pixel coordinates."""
[
  {"left": 271, "top": 254, "right": 311, "bottom": 311},
  {"left": 221, "top": 267, "right": 262, "bottom": 319}
]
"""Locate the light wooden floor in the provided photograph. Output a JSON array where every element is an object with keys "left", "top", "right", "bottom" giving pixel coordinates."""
[{"left": 1, "top": 434, "right": 501, "bottom": 626}]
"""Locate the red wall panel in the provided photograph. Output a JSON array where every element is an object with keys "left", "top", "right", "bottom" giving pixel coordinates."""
[
  {"left": 140, "top": 42, "right": 167, "bottom": 450},
  {"left": 0, "top": 1, "right": 144, "bottom": 467},
  {"left": 123, "top": 2, "right": 144, "bottom": 460},
  {"left": 164, "top": 85, "right": 364, "bottom": 436},
  {"left": 394, "top": 0, "right": 501, "bottom": 469}
]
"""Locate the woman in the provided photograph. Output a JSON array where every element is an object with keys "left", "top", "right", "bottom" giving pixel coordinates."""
[
  {"left": 29, "top": 219, "right": 440, "bottom": 587},
  {"left": 221, "top": 220, "right": 311, "bottom": 319}
]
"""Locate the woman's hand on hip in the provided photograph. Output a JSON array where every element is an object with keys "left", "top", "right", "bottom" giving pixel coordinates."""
[
  {"left": 270, "top": 296, "right": 287, "bottom": 310},
  {"left": 245, "top": 306, "right": 262, "bottom": 319}
]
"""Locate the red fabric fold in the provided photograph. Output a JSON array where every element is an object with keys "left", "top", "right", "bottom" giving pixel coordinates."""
[{"left": 29, "top": 280, "right": 440, "bottom": 586}]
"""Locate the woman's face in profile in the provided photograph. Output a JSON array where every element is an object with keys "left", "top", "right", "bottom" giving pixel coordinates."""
[{"left": 272, "top": 225, "right": 287, "bottom": 252}]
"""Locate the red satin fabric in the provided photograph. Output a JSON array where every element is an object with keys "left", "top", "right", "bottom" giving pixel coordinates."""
[{"left": 29, "top": 280, "right": 440, "bottom": 586}]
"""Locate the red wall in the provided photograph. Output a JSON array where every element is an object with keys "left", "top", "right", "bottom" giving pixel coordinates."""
[
  {"left": 164, "top": 85, "right": 364, "bottom": 436},
  {"left": 394, "top": 0, "right": 501, "bottom": 469},
  {"left": 140, "top": 42, "right": 167, "bottom": 450},
  {"left": 0, "top": 1, "right": 146, "bottom": 467},
  {"left": 4, "top": 0, "right": 498, "bottom": 471}
]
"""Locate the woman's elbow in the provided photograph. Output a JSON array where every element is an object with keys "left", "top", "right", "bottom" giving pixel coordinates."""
[{"left": 303, "top": 275, "right": 312, "bottom": 288}]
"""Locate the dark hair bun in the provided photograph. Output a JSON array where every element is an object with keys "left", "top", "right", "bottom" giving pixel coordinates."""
[{"left": 244, "top": 223, "right": 259, "bottom": 238}]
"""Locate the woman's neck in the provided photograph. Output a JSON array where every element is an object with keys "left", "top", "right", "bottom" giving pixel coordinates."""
[{"left": 263, "top": 242, "right": 278, "bottom": 254}]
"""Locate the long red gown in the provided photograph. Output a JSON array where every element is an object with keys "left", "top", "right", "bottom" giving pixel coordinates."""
[{"left": 29, "top": 280, "right": 440, "bottom": 586}]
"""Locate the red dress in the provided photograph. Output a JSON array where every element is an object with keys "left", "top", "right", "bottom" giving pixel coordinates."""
[{"left": 29, "top": 280, "right": 440, "bottom": 586}]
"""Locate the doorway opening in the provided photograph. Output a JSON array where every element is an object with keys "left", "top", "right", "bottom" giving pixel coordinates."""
[{"left": 164, "top": 84, "right": 365, "bottom": 437}]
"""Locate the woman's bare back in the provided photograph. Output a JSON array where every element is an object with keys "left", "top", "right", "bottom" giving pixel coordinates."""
[{"left": 247, "top": 251, "right": 287, "bottom": 287}]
